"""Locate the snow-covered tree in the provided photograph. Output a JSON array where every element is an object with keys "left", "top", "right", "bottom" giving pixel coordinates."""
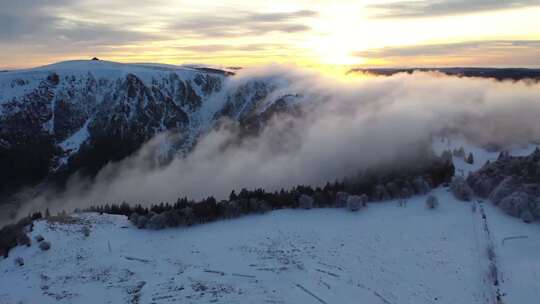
[
  {"left": 489, "top": 177, "right": 516, "bottom": 205},
  {"left": 450, "top": 176, "right": 473, "bottom": 201},
  {"left": 453, "top": 147, "right": 465, "bottom": 157},
  {"left": 499, "top": 191, "right": 530, "bottom": 218},
  {"left": 146, "top": 213, "right": 168, "bottom": 230}
]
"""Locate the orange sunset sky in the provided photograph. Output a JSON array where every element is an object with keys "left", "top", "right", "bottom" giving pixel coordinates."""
[{"left": 1, "top": 0, "right": 539, "bottom": 70}]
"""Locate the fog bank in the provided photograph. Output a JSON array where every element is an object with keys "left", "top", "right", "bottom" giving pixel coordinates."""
[{"left": 14, "top": 68, "right": 540, "bottom": 217}]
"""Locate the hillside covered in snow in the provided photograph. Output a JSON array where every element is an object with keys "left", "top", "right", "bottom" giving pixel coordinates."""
[
  {"left": 0, "top": 60, "right": 299, "bottom": 205},
  {"left": 1, "top": 139, "right": 540, "bottom": 304}
]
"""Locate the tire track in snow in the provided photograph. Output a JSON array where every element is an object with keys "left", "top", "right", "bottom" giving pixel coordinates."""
[{"left": 477, "top": 201, "right": 505, "bottom": 304}]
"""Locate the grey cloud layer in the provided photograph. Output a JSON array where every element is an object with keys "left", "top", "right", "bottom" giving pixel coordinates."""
[
  {"left": 368, "top": 0, "right": 540, "bottom": 18},
  {"left": 0, "top": 1, "right": 316, "bottom": 59},
  {"left": 0, "top": 1, "right": 159, "bottom": 49},
  {"left": 355, "top": 40, "right": 540, "bottom": 65},
  {"left": 167, "top": 10, "right": 317, "bottom": 38}
]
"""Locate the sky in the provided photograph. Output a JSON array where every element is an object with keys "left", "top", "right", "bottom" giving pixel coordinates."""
[{"left": 0, "top": 0, "right": 539, "bottom": 69}]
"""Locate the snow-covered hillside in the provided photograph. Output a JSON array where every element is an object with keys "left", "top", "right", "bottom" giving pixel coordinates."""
[
  {"left": 1, "top": 141, "right": 539, "bottom": 304},
  {"left": 0, "top": 60, "right": 299, "bottom": 199},
  {"left": 1, "top": 190, "right": 539, "bottom": 304}
]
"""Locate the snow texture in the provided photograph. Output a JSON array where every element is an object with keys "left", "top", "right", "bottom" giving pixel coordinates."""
[{"left": 1, "top": 182, "right": 539, "bottom": 303}]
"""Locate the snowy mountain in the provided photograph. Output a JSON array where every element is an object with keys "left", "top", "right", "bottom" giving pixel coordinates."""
[{"left": 0, "top": 60, "right": 298, "bottom": 198}]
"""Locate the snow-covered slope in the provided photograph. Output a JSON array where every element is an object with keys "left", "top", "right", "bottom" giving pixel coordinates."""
[
  {"left": 0, "top": 60, "right": 297, "bottom": 196},
  {"left": 1, "top": 137, "right": 539, "bottom": 304},
  {"left": 1, "top": 187, "right": 539, "bottom": 304}
]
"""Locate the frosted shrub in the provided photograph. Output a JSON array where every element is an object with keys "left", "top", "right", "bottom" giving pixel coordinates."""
[
  {"left": 81, "top": 226, "right": 91, "bottom": 237},
  {"left": 450, "top": 176, "right": 473, "bottom": 201},
  {"left": 128, "top": 213, "right": 139, "bottom": 224},
  {"left": 135, "top": 215, "right": 149, "bottom": 229},
  {"left": 334, "top": 192, "right": 349, "bottom": 207},
  {"left": 181, "top": 207, "right": 195, "bottom": 226},
  {"left": 258, "top": 200, "right": 272, "bottom": 213},
  {"left": 489, "top": 177, "right": 516, "bottom": 205},
  {"left": 346, "top": 195, "right": 367, "bottom": 212},
  {"left": 521, "top": 210, "right": 534, "bottom": 223},
  {"left": 499, "top": 191, "right": 530, "bottom": 218},
  {"left": 14, "top": 256, "right": 24, "bottom": 267},
  {"left": 299, "top": 194, "right": 314, "bottom": 209},
  {"left": 425, "top": 194, "right": 439, "bottom": 209},
  {"left": 224, "top": 201, "right": 241, "bottom": 218},
  {"left": 373, "top": 184, "right": 390, "bottom": 201},
  {"left": 146, "top": 213, "right": 167, "bottom": 230},
  {"left": 39, "top": 241, "right": 51, "bottom": 251},
  {"left": 412, "top": 177, "right": 430, "bottom": 195}
]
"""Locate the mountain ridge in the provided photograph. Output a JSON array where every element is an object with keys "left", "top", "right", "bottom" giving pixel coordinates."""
[{"left": 0, "top": 60, "right": 298, "bottom": 203}]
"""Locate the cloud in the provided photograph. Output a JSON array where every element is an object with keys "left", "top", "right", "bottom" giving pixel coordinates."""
[
  {"left": 367, "top": 0, "right": 540, "bottom": 18},
  {"left": 0, "top": 1, "right": 317, "bottom": 67},
  {"left": 167, "top": 10, "right": 317, "bottom": 38},
  {"left": 0, "top": 1, "right": 160, "bottom": 53},
  {"left": 354, "top": 40, "right": 540, "bottom": 66},
  {"left": 12, "top": 66, "right": 540, "bottom": 219},
  {"left": 174, "top": 44, "right": 287, "bottom": 53}
]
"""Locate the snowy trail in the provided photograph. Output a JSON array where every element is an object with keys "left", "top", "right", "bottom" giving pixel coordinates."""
[{"left": 474, "top": 201, "right": 505, "bottom": 303}]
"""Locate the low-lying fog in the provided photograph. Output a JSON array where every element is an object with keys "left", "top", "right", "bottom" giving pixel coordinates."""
[{"left": 10, "top": 66, "right": 540, "bottom": 221}]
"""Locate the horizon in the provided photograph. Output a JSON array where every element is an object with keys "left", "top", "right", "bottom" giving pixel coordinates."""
[
  {"left": 1, "top": 1, "right": 540, "bottom": 70},
  {"left": 3, "top": 58, "right": 540, "bottom": 73}
]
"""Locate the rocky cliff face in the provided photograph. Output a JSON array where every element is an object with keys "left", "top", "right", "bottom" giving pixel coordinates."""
[{"left": 0, "top": 61, "right": 299, "bottom": 197}]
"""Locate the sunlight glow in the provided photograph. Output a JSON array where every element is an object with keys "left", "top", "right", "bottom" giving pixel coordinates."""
[{"left": 0, "top": 0, "right": 539, "bottom": 69}]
